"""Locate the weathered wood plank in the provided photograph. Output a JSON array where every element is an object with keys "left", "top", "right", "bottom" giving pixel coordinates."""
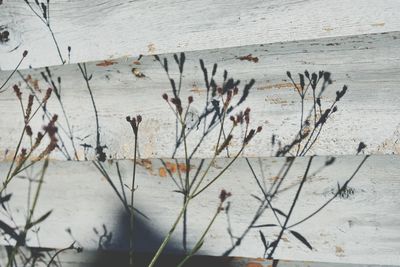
[
  {"left": 1, "top": 155, "right": 399, "bottom": 265},
  {"left": 1, "top": 32, "right": 399, "bottom": 160},
  {"left": 0, "top": 0, "right": 399, "bottom": 69},
  {"left": 0, "top": 246, "right": 394, "bottom": 267}
]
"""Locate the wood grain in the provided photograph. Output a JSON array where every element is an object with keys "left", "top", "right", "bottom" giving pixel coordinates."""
[
  {"left": 1, "top": 32, "right": 399, "bottom": 160},
  {"left": 0, "top": 155, "right": 399, "bottom": 265},
  {"left": 0, "top": 0, "right": 399, "bottom": 69}
]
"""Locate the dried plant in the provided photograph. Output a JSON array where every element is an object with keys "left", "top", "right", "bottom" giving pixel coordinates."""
[
  {"left": 148, "top": 53, "right": 262, "bottom": 267},
  {"left": 23, "top": 0, "right": 69, "bottom": 65},
  {"left": 0, "top": 51, "right": 28, "bottom": 94}
]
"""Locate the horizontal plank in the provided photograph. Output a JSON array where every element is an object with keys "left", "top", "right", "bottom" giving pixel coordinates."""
[
  {"left": 0, "top": 0, "right": 399, "bottom": 69},
  {"left": 0, "top": 246, "right": 394, "bottom": 267},
  {"left": 1, "top": 32, "right": 400, "bottom": 160},
  {"left": 1, "top": 155, "right": 399, "bottom": 265}
]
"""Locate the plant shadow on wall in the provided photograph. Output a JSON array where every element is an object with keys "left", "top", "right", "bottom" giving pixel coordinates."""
[
  {"left": 81, "top": 52, "right": 262, "bottom": 267},
  {"left": 73, "top": 54, "right": 369, "bottom": 267},
  {"left": 222, "top": 70, "right": 369, "bottom": 259},
  {"left": 0, "top": 52, "right": 370, "bottom": 267},
  {"left": 0, "top": 51, "right": 82, "bottom": 267}
]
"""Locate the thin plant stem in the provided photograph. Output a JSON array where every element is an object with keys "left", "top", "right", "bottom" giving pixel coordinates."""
[
  {"left": 0, "top": 54, "right": 27, "bottom": 93},
  {"left": 267, "top": 156, "right": 313, "bottom": 259},
  {"left": 130, "top": 132, "right": 138, "bottom": 267},
  {"left": 46, "top": 242, "right": 76, "bottom": 267},
  {"left": 7, "top": 158, "right": 49, "bottom": 267},
  {"left": 177, "top": 204, "right": 222, "bottom": 267},
  {"left": 148, "top": 199, "right": 190, "bottom": 267}
]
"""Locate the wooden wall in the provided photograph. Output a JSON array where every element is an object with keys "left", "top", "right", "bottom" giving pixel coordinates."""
[{"left": 0, "top": 0, "right": 399, "bottom": 266}]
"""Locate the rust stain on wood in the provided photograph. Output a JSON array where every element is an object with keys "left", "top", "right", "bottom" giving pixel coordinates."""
[
  {"left": 258, "top": 82, "right": 299, "bottom": 90},
  {"left": 165, "top": 161, "right": 177, "bottom": 173},
  {"left": 190, "top": 84, "right": 206, "bottom": 94},
  {"left": 137, "top": 159, "right": 154, "bottom": 175},
  {"left": 158, "top": 167, "right": 167, "bottom": 177},
  {"left": 246, "top": 263, "right": 263, "bottom": 267},
  {"left": 237, "top": 54, "right": 259, "bottom": 63},
  {"left": 96, "top": 60, "right": 117, "bottom": 67}
]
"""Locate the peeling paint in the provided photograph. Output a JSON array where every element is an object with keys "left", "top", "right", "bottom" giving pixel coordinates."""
[
  {"left": 148, "top": 43, "right": 156, "bottom": 54},
  {"left": 371, "top": 22, "right": 385, "bottom": 27}
]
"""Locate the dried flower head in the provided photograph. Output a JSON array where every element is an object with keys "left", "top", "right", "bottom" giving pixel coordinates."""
[
  {"left": 188, "top": 96, "right": 193, "bottom": 104},
  {"left": 13, "top": 85, "right": 22, "bottom": 100},
  {"left": 170, "top": 97, "right": 183, "bottom": 115},
  {"left": 126, "top": 114, "right": 142, "bottom": 135},
  {"left": 32, "top": 132, "right": 44, "bottom": 150},
  {"left": 25, "top": 125, "right": 33, "bottom": 136},
  {"left": 162, "top": 93, "right": 168, "bottom": 101},
  {"left": 244, "top": 129, "right": 256, "bottom": 144},
  {"left": 25, "top": 94, "right": 34, "bottom": 123},
  {"left": 17, "top": 148, "right": 27, "bottom": 163},
  {"left": 219, "top": 189, "right": 232, "bottom": 203},
  {"left": 244, "top": 107, "right": 251, "bottom": 124},
  {"left": 43, "top": 88, "right": 52, "bottom": 103}
]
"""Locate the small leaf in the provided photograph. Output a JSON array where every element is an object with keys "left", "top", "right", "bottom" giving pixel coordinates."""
[
  {"left": 259, "top": 230, "right": 268, "bottom": 250},
  {"left": 0, "top": 220, "right": 19, "bottom": 240},
  {"left": 290, "top": 230, "right": 312, "bottom": 250},
  {"left": 173, "top": 54, "right": 179, "bottom": 66},
  {"left": 273, "top": 208, "right": 287, "bottom": 217},
  {"left": 212, "top": 63, "right": 217, "bottom": 76},
  {"left": 252, "top": 224, "right": 278, "bottom": 228},
  {"left": 0, "top": 194, "right": 12, "bottom": 210},
  {"left": 163, "top": 58, "right": 168, "bottom": 73},
  {"left": 179, "top": 52, "right": 185, "bottom": 73},
  {"left": 269, "top": 239, "right": 278, "bottom": 249},
  {"left": 250, "top": 194, "right": 262, "bottom": 202},
  {"left": 27, "top": 210, "right": 52, "bottom": 229},
  {"left": 192, "top": 239, "right": 204, "bottom": 255}
]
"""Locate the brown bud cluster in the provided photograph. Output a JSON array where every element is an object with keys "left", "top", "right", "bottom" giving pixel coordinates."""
[
  {"left": 24, "top": 94, "right": 34, "bottom": 123},
  {"left": 32, "top": 132, "right": 44, "bottom": 150},
  {"left": 230, "top": 107, "right": 251, "bottom": 126},
  {"left": 42, "top": 88, "right": 52, "bottom": 103},
  {"left": 244, "top": 108, "right": 251, "bottom": 124},
  {"left": 244, "top": 129, "right": 255, "bottom": 144},
  {"left": 13, "top": 85, "right": 22, "bottom": 100},
  {"left": 34, "top": 115, "right": 59, "bottom": 162},
  {"left": 219, "top": 189, "right": 232, "bottom": 203},
  {"left": 126, "top": 114, "right": 142, "bottom": 135},
  {"left": 17, "top": 148, "right": 27, "bottom": 163},
  {"left": 170, "top": 97, "right": 183, "bottom": 115},
  {"left": 25, "top": 125, "right": 33, "bottom": 136}
]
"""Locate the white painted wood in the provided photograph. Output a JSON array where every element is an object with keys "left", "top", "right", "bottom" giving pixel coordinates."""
[
  {"left": 0, "top": 0, "right": 399, "bottom": 69},
  {"left": 1, "top": 32, "right": 399, "bottom": 160},
  {"left": 0, "top": 155, "right": 399, "bottom": 265}
]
